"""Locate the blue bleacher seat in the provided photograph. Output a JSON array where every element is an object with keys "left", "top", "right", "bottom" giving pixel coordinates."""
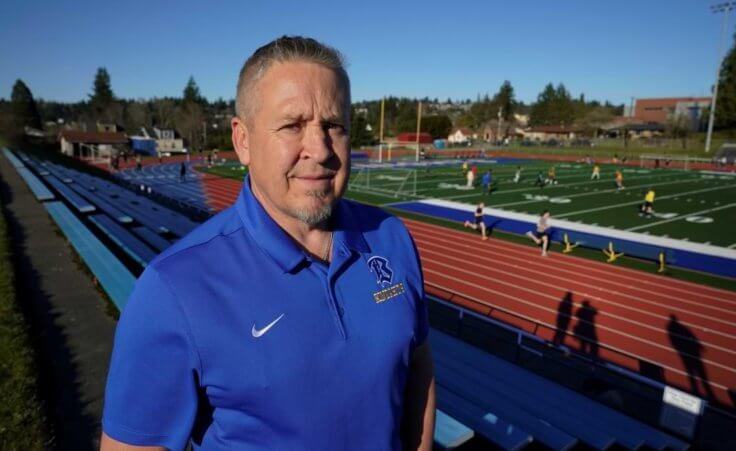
[
  {"left": 88, "top": 214, "right": 158, "bottom": 267},
  {"left": 43, "top": 202, "right": 135, "bottom": 310},
  {"left": 3, "top": 148, "right": 25, "bottom": 168},
  {"left": 42, "top": 174, "right": 96, "bottom": 213},
  {"left": 431, "top": 330, "right": 687, "bottom": 450},
  {"left": 435, "top": 363, "right": 577, "bottom": 450},
  {"left": 436, "top": 385, "right": 534, "bottom": 450},
  {"left": 65, "top": 182, "right": 133, "bottom": 224},
  {"left": 435, "top": 352, "right": 612, "bottom": 449},
  {"left": 132, "top": 226, "right": 172, "bottom": 253},
  {"left": 434, "top": 409, "right": 475, "bottom": 449},
  {"left": 17, "top": 167, "right": 55, "bottom": 201}
]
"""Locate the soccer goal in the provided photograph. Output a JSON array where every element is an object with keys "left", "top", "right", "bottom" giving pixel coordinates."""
[
  {"left": 639, "top": 154, "right": 691, "bottom": 170},
  {"left": 348, "top": 167, "right": 418, "bottom": 198}
]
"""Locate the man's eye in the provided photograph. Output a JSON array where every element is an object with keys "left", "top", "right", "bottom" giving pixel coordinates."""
[
  {"left": 325, "top": 123, "right": 345, "bottom": 132},
  {"left": 281, "top": 123, "right": 302, "bottom": 131}
]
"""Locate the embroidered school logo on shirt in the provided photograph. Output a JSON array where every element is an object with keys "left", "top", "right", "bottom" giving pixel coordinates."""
[
  {"left": 367, "top": 256, "right": 404, "bottom": 303},
  {"left": 368, "top": 256, "right": 393, "bottom": 286}
]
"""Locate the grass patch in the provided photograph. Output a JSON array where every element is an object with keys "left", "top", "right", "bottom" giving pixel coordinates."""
[{"left": 0, "top": 193, "right": 49, "bottom": 449}]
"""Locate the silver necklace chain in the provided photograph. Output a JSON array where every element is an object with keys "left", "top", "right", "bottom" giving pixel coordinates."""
[{"left": 321, "top": 232, "right": 333, "bottom": 262}]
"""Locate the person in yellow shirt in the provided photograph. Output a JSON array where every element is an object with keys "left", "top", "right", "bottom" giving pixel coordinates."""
[
  {"left": 640, "top": 188, "right": 655, "bottom": 217},
  {"left": 591, "top": 164, "right": 600, "bottom": 180},
  {"left": 614, "top": 169, "right": 624, "bottom": 190},
  {"left": 547, "top": 166, "right": 558, "bottom": 185}
]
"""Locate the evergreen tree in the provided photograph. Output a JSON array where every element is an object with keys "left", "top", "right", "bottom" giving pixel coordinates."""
[
  {"left": 529, "top": 83, "right": 575, "bottom": 126},
  {"left": 421, "top": 115, "right": 452, "bottom": 139},
  {"left": 715, "top": 33, "right": 736, "bottom": 129},
  {"left": 493, "top": 81, "right": 516, "bottom": 121},
  {"left": 350, "top": 110, "right": 375, "bottom": 147},
  {"left": 10, "top": 79, "right": 42, "bottom": 132},
  {"left": 183, "top": 76, "right": 205, "bottom": 105},
  {"left": 89, "top": 67, "right": 115, "bottom": 108}
]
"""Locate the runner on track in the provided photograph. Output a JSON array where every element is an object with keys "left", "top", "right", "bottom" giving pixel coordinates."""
[
  {"left": 526, "top": 210, "right": 552, "bottom": 256},
  {"left": 464, "top": 202, "right": 489, "bottom": 240}
]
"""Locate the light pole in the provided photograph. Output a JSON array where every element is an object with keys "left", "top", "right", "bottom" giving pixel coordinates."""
[{"left": 705, "top": 2, "right": 736, "bottom": 153}]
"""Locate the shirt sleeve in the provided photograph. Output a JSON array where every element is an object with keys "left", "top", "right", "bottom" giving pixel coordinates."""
[{"left": 102, "top": 265, "right": 200, "bottom": 449}]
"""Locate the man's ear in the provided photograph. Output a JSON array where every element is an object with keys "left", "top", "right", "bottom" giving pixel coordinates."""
[{"left": 231, "top": 116, "right": 250, "bottom": 166}]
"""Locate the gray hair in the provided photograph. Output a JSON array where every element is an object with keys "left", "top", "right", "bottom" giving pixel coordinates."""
[{"left": 235, "top": 35, "right": 350, "bottom": 120}]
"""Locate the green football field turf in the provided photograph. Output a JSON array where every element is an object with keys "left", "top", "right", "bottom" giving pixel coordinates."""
[{"left": 202, "top": 159, "right": 736, "bottom": 248}]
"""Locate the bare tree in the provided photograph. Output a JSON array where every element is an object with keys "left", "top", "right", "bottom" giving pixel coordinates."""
[{"left": 666, "top": 113, "right": 691, "bottom": 149}]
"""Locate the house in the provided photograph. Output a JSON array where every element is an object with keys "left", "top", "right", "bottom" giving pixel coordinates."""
[
  {"left": 59, "top": 130, "right": 128, "bottom": 160},
  {"left": 600, "top": 120, "right": 665, "bottom": 139},
  {"left": 447, "top": 128, "right": 475, "bottom": 144},
  {"left": 521, "top": 125, "right": 578, "bottom": 142},
  {"left": 481, "top": 120, "right": 525, "bottom": 142},
  {"left": 139, "top": 127, "right": 186, "bottom": 154}
]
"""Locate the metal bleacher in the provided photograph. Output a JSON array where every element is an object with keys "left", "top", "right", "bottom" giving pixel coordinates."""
[
  {"left": 429, "top": 297, "right": 690, "bottom": 450},
  {"left": 88, "top": 214, "right": 158, "bottom": 267},
  {"left": 44, "top": 201, "right": 135, "bottom": 309}
]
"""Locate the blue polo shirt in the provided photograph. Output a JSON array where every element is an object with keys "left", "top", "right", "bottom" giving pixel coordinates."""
[{"left": 102, "top": 176, "right": 429, "bottom": 450}]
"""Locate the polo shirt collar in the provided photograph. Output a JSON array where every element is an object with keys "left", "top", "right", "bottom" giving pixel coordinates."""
[{"left": 236, "top": 175, "right": 369, "bottom": 273}]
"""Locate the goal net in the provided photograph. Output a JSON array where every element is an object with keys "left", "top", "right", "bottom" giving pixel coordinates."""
[
  {"left": 639, "top": 154, "right": 691, "bottom": 171},
  {"left": 348, "top": 166, "right": 418, "bottom": 198}
]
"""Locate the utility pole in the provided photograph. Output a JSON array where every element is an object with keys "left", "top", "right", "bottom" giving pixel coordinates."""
[
  {"left": 379, "top": 97, "right": 385, "bottom": 143},
  {"left": 378, "top": 98, "right": 385, "bottom": 163},
  {"left": 415, "top": 101, "right": 422, "bottom": 162},
  {"left": 202, "top": 121, "right": 207, "bottom": 151},
  {"left": 705, "top": 2, "right": 736, "bottom": 153},
  {"left": 497, "top": 107, "right": 503, "bottom": 145}
]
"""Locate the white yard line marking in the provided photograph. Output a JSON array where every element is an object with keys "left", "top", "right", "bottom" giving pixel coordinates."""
[
  {"left": 444, "top": 172, "right": 689, "bottom": 200},
  {"left": 492, "top": 177, "right": 705, "bottom": 208},
  {"left": 555, "top": 183, "right": 736, "bottom": 218},
  {"left": 626, "top": 203, "right": 736, "bottom": 231}
]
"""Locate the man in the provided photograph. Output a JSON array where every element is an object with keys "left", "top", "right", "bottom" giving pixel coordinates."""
[
  {"left": 513, "top": 166, "right": 522, "bottom": 183},
  {"left": 101, "top": 36, "right": 435, "bottom": 450},
  {"left": 614, "top": 169, "right": 624, "bottom": 190},
  {"left": 463, "top": 202, "right": 488, "bottom": 240},
  {"left": 534, "top": 170, "right": 545, "bottom": 188},
  {"left": 526, "top": 210, "right": 551, "bottom": 256},
  {"left": 590, "top": 163, "right": 600, "bottom": 181},
  {"left": 481, "top": 169, "right": 492, "bottom": 195},
  {"left": 466, "top": 164, "right": 475, "bottom": 188},
  {"left": 640, "top": 187, "right": 655, "bottom": 218},
  {"left": 546, "top": 165, "right": 557, "bottom": 185}
]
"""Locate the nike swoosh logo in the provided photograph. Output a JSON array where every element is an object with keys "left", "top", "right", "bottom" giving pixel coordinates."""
[{"left": 251, "top": 313, "right": 285, "bottom": 338}]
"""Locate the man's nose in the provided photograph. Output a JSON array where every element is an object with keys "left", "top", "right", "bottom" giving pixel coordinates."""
[{"left": 302, "top": 124, "right": 334, "bottom": 163}]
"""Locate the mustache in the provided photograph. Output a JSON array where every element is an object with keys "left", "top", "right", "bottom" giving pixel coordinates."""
[{"left": 288, "top": 168, "right": 337, "bottom": 178}]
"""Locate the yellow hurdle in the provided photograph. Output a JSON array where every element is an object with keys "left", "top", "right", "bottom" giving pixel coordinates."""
[
  {"left": 658, "top": 252, "right": 667, "bottom": 273},
  {"left": 602, "top": 241, "right": 624, "bottom": 263},
  {"left": 562, "top": 233, "right": 579, "bottom": 254}
]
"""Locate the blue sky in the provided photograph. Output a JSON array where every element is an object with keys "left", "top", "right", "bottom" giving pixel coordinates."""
[{"left": 0, "top": 0, "right": 729, "bottom": 105}]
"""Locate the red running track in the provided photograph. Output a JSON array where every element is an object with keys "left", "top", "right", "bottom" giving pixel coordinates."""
[
  {"left": 190, "top": 173, "right": 736, "bottom": 409},
  {"left": 404, "top": 218, "right": 736, "bottom": 409}
]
